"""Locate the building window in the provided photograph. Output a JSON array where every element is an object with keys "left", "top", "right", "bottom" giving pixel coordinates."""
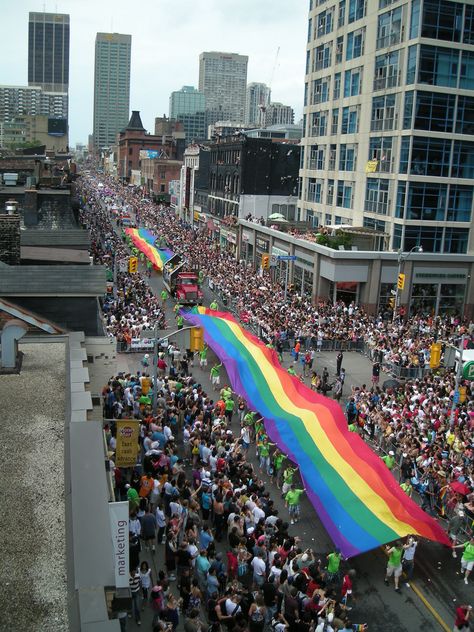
[
  {"left": 344, "top": 67, "right": 362, "bottom": 97},
  {"left": 348, "top": 0, "right": 366, "bottom": 23},
  {"left": 314, "top": 43, "right": 332, "bottom": 70},
  {"left": 374, "top": 50, "right": 400, "bottom": 90},
  {"left": 460, "top": 51, "right": 474, "bottom": 89},
  {"left": 346, "top": 28, "right": 364, "bottom": 60},
  {"left": 405, "top": 136, "right": 452, "bottom": 177},
  {"left": 439, "top": 284, "right": 465, "bottom": 314},
  {"left": 316, "top": 8, "right": 334, "bottom": 36},
  {"left": 308, "top": 178, "right": 323, "bottom": 203},
  {"left": 338, "top": 0, "right": 346, "bottom": 27},
  {"left": 404, "top": 226, "right": 443, "bottom": 253},
  {"left": 364, "top": 216, "right": 386, "bottom": 232},
  {"left": 308, "top": 145, "right": 326, "bottom": 169},
  {"left": 456, "top": 96, "right": 474, "bottom": 135},
  {"left": 371, "top": 94, "right": 396, "bottom": 131},
  {"left": 421, "top": 0, "right": 463, "bottom": 42},
  {"left": 443, "top": 228, "right": 469, "bottom": 254},
  {"left": 327, "top": 179, "right": 334, "bottom": 205},
  {"left": 369, "top": 136, "right": 393, "bottom": 173},
  {"left": 377, "top": 7, "right": 403, "bottom": 49},
  {"left": 416, "top": 45, "right": 459, "bottom": 87},
  {"left": 341, "top": 106, "right": 359, "bottom": 134},
  {"left": 310, "top": 110, "right": 328, "bottom": 136},
  {"left": 406, "top": 182, "right": 447, "bottom": 221},
  {"left": 329, "top": 144, "right": 337, "bottom": 170},
  {"left": 308, "top": 17, "right": 313, "bottom": 42},
  {"left": 465, "top": 4, "right": 474, "bottom": 44},
  {"left": 333, "top": 73, "right": 341, "bottom": 99},
  {"left": 336, "top": 36, "right": 344, "bottom": 63},
  {"left": 331, "top": 109, "right": 339, "bottom": 135},
  {"left": 452, "top": 141, "right": 474, "bottom": 179},
  {"left": 412, "top": 91, "right": 455, "bottom": 133},
  {"left": 447, "top": 185, "right": 473, "bottom": 222},
  {"left": 336, "top": 181, "right": 354, "bottom": 208},
  {"left": 339, "top": 143, "right": 357, "bottom": 171},
  {"left": 312, "top": 76, "right": 331, "bottom": 104},
  {"left": 365, "top": 178, "right": 390, "bottom": 214}
]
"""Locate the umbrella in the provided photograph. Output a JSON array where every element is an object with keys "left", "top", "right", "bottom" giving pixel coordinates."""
[
  {"left": 450, "top": 480, "right": 470, "bottom": 495},
  {"left": 268, "top": 212, "right": 286, "bottom": 220},
  {"left": 383, "top": 378, "right": 400, "bottom": 391}
]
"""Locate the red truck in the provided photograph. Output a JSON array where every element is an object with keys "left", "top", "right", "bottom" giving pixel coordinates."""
[{"left": 162, "top": 254, "right": 203, "bottom": 305}]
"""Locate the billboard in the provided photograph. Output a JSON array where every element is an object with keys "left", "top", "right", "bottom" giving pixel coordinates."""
[
  {"left": 115, "top": 419, "right": 139, "bottom": 467},
  {"left": 48, "top": 118, "right": 67, "bottom": 136},
  {"left": 139, "top": 150, "right": 159, "bottom": 160}
]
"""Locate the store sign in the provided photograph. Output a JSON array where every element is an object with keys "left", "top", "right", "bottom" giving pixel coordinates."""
[
  {"left": 130, "top": 337, "right": 154, "bottom": 350},
  {"left": 115, "top": 419, "right": 140, "bottom": 467},
  {"left": 462, "top": 361, "right": 474, "bottom": 380},
  {"left": 272, "top": 245, "right": 289, "bottom": 257},
  {"left": 108, "top": 501, "right": 129, "bottom": 588},
  {"left": 227, "top": 232, "right": 237, "bottom": 244},
  {"left": 256, "top": 238, "right": 269, "bottom": 250}
]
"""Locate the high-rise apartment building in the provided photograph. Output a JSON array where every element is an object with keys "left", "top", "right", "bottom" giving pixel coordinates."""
[
  {"left": 199, "top": 51, "right": 248, "bottom": 123},
  {"left": 245, "top": 82, "right": 271, "bottom": 126},
  {"left": 0, "top": 85, "right": 68, "bottom": 121},
  {"left": 28, "top": 12, "right": 70, "bottom": 93},
  {"left": 169, "top": 86, "right": 205, "bottom": 118},
  {"left": 265, "top": 102, "right": 295, "bottom": 126},
  {"left": 300, "top": 0, "right": 474, "bottom": 254},
  {"left": 93, "top": 33, "right": 132, "bottom": 150}
]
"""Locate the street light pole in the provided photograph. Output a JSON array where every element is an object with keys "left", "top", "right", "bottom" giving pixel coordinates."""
[
  {"left": 449, "top": 334, "right": 465, "bottom": 427},
  {"left": 392, "top": 245, "right": 423, "bottom": 322}
]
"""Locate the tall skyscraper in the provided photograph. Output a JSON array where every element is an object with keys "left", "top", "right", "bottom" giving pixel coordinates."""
[
  {"left": 265, "top": 102, "right": 294, "bottom": 127},
  {"left": 199, "top": 51, "right": 248, "bottom": 123},
  {"left": 169, "top": 86, "right": 205, "bottom": 119},
  {"left": 245, "top": 82, "right": 271, "bottom": 126},
  {"left": 28, "top": 12, "right": 70, "bottom": 93},
  {"left": 93, "top": 33, "right": 131, "bottom": 150},
  {"left": 299, "top": 0, "right": 474, "bottom": 255}
]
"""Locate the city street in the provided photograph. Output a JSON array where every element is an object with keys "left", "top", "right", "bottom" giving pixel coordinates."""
[{"left": 114, "top": 262, "right": 470, "bottom": 632}]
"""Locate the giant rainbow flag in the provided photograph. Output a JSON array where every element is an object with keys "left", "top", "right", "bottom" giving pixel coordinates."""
[
  {"left": 125, "top": 228, "right": 173, "bottom": 271},
  {"left": 183, "top": 306, "right": 450, "bottom": 557}
]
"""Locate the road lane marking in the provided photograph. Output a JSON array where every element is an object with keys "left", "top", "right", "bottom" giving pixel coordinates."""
[{"left": 409, "top": 580, "right": 451, "bottom": 632}]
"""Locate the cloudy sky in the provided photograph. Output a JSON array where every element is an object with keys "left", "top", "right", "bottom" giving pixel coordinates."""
[{"left": 1, "top": 0, "right": 308, "bottom": 145}]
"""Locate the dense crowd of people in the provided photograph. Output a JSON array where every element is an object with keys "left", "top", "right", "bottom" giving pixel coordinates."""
[{"left": 78, "top": 171, "right": 474, "bottom": 630}]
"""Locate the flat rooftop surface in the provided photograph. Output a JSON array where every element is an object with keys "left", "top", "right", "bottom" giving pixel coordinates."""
[{"left": 0, "top": 342, "right": 68, "bottom": 631}]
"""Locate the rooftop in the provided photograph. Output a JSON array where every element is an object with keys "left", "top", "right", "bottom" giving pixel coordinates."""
[{"left": 0, "top": 341, "right": 67, "bottom": 631}]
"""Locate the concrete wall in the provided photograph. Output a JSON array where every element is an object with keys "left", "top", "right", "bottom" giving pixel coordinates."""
[{"left": 13, "top": 297, "right": 102, "bottom": 335}]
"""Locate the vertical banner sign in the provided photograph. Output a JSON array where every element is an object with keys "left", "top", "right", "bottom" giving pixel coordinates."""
[
  {"left": 108, "top": 501, "right": 129, "bottom": 588},
  {"left": 115, "top": 419, "right": 140, "bottom": 467}
]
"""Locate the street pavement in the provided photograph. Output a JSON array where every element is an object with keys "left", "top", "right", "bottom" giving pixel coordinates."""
[{"left": 111, "top": 219, "right": 471, "bottom": 632}]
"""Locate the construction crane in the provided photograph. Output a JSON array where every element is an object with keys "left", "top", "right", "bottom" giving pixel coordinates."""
[{"left": 259, "top": 46, "right": 280, "bottom": 128}]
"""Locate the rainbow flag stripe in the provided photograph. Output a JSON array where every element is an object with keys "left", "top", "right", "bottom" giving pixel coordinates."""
[
  {"left": 183, "top": 307, "right": 450, "bottom": 557},
  {"left": 125, "top": 228, "right": 173, "bottom": 271}
]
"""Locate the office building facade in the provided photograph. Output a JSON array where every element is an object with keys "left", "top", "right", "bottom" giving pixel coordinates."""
[
  {"left": 93, "top": 33, "right": 131, "bottom": 150},
  {"left": 169, "top": 86, "right": 205, "bottom": 118},
  {"left": 299, "top": 0, "right": 474, "bottom": 255},
  {"left": 245, "top": 82, "right": 271, "bottom": 126},
  {"left": 28, "top": 12, "right": 70, "bottom": 93},
  {"left": 265, "top": 102, "right": 295, "bottom": 126},
  {"left": 199, "top": 51, "right": 248, "bottom": 123}
]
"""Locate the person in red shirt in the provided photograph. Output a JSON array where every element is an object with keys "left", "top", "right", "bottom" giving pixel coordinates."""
[
  {"left": 454, "top": 604, "right": 472, "bottom": 631},
  {"left": 341, "top": 569, "right": 356, "bottom": 608}
]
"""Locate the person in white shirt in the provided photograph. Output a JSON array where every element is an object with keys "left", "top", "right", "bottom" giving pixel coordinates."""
[
  {"left": 155, "top": 503, "right": 166, "bottom": 544},
  {"left": 251, "top": 551, "right": 267, "bottom": 587},
  {"left": 129, "top": 515, "right": 141, "bottom": 537}
]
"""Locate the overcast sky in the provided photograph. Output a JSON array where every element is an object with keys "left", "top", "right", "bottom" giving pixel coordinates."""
[{"left": 1, "top": 0, "right": 308, "bottom": 145}]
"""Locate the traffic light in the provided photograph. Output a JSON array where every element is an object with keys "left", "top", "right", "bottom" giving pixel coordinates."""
[
  {"left": 128, "top": 256, "right": 138, "bottom": 273},
  {"left": 261, "top": 254, "right": 270, "bottom": 270},
  {"left": 397, "top": 273, "right": 405, "bottom": 290},
  {"left": 190, "top": 327, "right": 204, "bottom": 351},
  {"left": 388, "top": 297, "right": 395, "bottom": 309},
  {"left": 429, "top": 342, "right": 442, "bottom": 369}
]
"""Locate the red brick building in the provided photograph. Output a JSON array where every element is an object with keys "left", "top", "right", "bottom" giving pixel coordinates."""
[
  {"left": 141, "top": 158, "right": 182, "bottom": 202},
  {"left": 117, "top": 111, "right": 185, "bottom": 181}
]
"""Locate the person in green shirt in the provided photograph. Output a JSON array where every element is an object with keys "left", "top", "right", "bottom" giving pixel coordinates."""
[
  {"left": 326, "top": 549, "right": 343, "bottom": 579},
  {"left": 272, "top": 450, "right": 285, "bottom": 489},
  {"left": 348, "top": 421, "right": 359, "bottom": 433},
  {"left": 285, "top": 484, "right": 305, "bottom": 524},
  {"left": 198, "top": 270, "right": 204, "bottom": 286},
  {"left": 199, "top": 344, "right": 208, "bottom": 368},
  {"left": 209, "top": 300, "right": 218, "bottom": 311},
  {"left": 258, "top": 437, "right": 272, "bottom": 474},
  {"left": 287, "top": 365, "right": 296, "bottom": 376},
  {"left": 210, "top": 363, "right": 222, "bottom": 390},
  {"left": 176, "top": 313, "right": 184, "bottom": 330},
  {"left": 384, "top": 541, "right": 404, "bottom": 592},
  {"left": 160, "top": 289, "right": 168, "bottom": 306},
  {"left": 282, "top": 466, "right": 296, "bottom": 496},
  {"left": 220, "top": 385, "right": 232, "bottom": 401},
  {"left": 400, "top": 478, "right": 413, "bottom": 497},
  {"left": 382, "top": 450, "right": 396, "bottom": 470},
  {"left": 126, "top": 485, "right": 140, "bottom": 512},
  {"left": 452, "top": 536, "right": 474, "bottom": 584},
  {"left": 224, "top": 397, "right": 235, "bottom": 423}
]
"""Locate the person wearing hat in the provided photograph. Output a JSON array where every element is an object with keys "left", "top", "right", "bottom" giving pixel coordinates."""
[{"left": 382, "top": 450, "right": 396, "bottom": 470}]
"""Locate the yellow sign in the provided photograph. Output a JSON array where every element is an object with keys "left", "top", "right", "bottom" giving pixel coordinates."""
[
  {"left": 397, "top": 273, "right": 405, "bottom": 290},
  {"left": 115, "top": 419, "right": 140, "bottom": 467},
  {"left": 429, "top": 342, "right": 442, "bottom": 369},
  {"left": 365, "top": 159, "right": 378, "bottom": 173},
  {"left": 194, "top": 211, "right": 200, "bottom": 221}
]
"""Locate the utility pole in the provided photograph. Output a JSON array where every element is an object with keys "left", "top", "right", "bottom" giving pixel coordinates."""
[{"left": 449, "top": 334, "right": 465, "bottom": 427}]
